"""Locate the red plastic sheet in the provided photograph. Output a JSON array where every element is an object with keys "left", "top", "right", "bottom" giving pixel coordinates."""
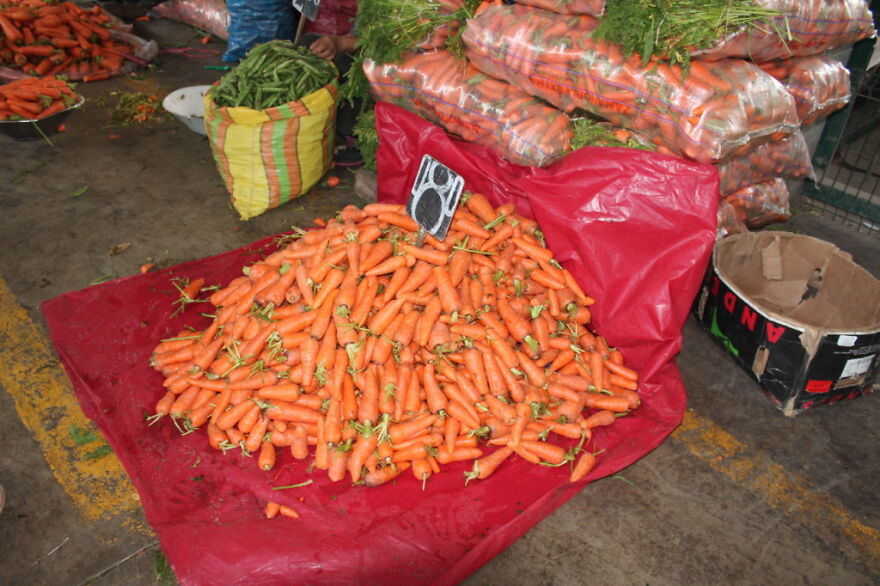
[{"left": 42, "top": 101, "right": 718, "bottom": 585}]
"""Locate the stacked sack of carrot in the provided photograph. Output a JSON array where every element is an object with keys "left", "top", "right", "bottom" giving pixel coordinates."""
[
  {"left": 0, "top": 0, "right": 137, "bottom": 81},
  {"left": 149, "top": 195, "right": 640, "bottom": 492},
  {"left": 350, "top": 0, "right": 874, "bottom": 236}
]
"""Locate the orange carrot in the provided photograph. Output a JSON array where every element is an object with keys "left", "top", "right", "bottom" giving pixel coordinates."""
[{"left": 465, "top": 446, "right": 513, "bottom": 482}]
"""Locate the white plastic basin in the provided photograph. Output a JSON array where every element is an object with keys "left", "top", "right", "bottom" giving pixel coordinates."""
[{"left": 162, "top": 85, "right": 211, "bottom": 136}]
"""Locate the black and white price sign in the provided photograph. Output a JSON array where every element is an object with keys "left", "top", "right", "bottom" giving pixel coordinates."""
[
  {"left": 406, "top": 154, "right": 464, "bottom": 243},
  {"left": 292, "top": 0, "right": 320, "bottom": 22}
]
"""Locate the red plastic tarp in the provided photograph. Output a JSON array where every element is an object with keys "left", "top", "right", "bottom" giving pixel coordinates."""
[{"left": 42, "top": 101, "right": 718, "bottom": 585}]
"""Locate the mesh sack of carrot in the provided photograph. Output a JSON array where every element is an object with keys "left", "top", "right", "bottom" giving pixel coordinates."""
[
  {"left": 149, "top": 194, "right": 642, "bottom": 487},
  {"left": 716, "top": 197, "right": 749, "bottom": 239},
  {"left": 0, "top": 74, "right": 79, "bottom": 120},
  {"left": 461, "top": 3, "right": 800, "bottom": 164},
  {"left": 512, "top": 0, "right": 606, "bottom": 16},
  {"left": 758, "top": 55, "right": 852, "bottom": 126},
  {"left": 0, "top": 0, "right": 137, "bottom": 82},
  {"left": 152, "top": 0, "right": 230, "bottom": 40},
  {"left": 723, "top": 177, "right": 791, "bottom": 229},
  {"left": 364, "top": 49, "right": 573, "bottom": 167},
  {"left": 691, "top": 0, "right": 876, "bottom": 63},
  {"left": 715, "top": 129, "right": 814, "bottom": 196}
]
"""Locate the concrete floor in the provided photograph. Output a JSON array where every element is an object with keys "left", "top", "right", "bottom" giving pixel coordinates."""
[{"left": 1, "top": 18, "right": 878, "bottom": 586}]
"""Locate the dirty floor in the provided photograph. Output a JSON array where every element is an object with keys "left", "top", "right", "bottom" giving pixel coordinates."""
[{"left": 0, "top": 17, "right": 878, "bottom": 586}]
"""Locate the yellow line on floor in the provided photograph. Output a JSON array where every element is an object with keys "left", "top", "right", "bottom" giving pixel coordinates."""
[
  {"left": 672, "top": 409, "right": 879, "bottom": 575},
  {"left": 0, "top": 277, "right": 147, "bottom": 531}
]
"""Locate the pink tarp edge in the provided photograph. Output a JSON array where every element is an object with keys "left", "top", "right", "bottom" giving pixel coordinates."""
[{"left": 41, "top": 102, "right": 718, "bottom": 584}]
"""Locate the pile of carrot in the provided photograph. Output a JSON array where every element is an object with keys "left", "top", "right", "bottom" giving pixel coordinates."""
[
  {"left": 364, "top": 50, "right": 572, "bottom": 167},
  {"left": 715, "top": 129, "right": 813, "bottom": 196},
  {"left": 149, "top": 194, "right": 642, "bottom": 489},
  {"left": 0, "top": 0, "right": 133, "bottom": 81},
  {"left": 0, "top": 74, "right": 78, "bottom": 120},
  {"left": 461, "top": 3, "right": 801, "bottom": 164},
  {"left": 724, "top": 177, "right": 791, "bottom": 229},
  {"left": 758, "top": 55, "right": 852, "bottom": 126}
]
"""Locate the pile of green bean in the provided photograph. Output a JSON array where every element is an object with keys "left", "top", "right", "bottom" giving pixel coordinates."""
[{"left": 211, "top": 40, "right": 339, "bottom": 110}]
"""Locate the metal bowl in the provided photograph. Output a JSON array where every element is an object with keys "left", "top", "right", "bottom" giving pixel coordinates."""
[{"left": 0, "top": 95, "right": 85, "bottom": 141}]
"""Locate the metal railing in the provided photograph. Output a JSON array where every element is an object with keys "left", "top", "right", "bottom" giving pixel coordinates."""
[{"left": 801, "top": 32, "right": 880, "bottom": 237}]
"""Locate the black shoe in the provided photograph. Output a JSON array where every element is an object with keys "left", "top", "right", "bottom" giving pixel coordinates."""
[{"left": 334, "top": 136, "right": 363, "bottom": 168}]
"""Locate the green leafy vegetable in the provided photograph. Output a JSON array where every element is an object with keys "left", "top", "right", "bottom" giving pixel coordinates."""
[
  {"left": 341, "top": 0, "right": 482, "bottom": 103},
  {"left": 593, "top": 0, "right": 785, "bottom": 70},
  {"left": 570, "top": 117, "right": 652, "bottom": 151},
  {"left": 353, "top": 109, "right": 379, "bottom": 172}
]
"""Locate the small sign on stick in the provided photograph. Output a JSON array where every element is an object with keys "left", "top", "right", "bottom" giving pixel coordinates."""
[{"left": 406, "top": 154, "right": 464, "bottom": 244}]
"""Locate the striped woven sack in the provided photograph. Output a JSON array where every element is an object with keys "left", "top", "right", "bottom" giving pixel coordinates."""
[{"left": 204, "top": 83, "right": 337, "bottom": 220}]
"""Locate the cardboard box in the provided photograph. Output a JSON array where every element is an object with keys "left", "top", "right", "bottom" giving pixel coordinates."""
[{"left": 693, "top": 231, "right": 880, "bottom": 416}]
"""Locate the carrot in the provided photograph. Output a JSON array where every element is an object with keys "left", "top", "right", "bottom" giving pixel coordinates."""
[
  {"left": 415, "top": 296, "right": 442, "bottom": 347},
  {"left": 511, "top": 237, "right": 553, "bottom": 263},
  {"left": 359, "top": 240, "right": 394, "bottom": 274},
  {"left": 496, "top": 297, "right": 530, "bottom": 342},
  {"left": 367, "top": 297, "right": 406, "bottom": 337},
  {"left": 278, "top": 505, "right": 299, "bottom": 519},
  {"left": 411, "top": 458, "right": 433, "bottom": 486},
  {"left": 584, "top": 393, "right": 630, "bottom": 413},
  {"left": 410, "top": 363, "right": 444, "bottom": 413},
  {"left": 464, "top": 192, "right": 498, "bottom": 224},
  {"left": 348, "top": 422, "right": 380, "bottom": 482},
  {"left": 378, "top": 212, "right": 419, "bottom": 232},
  {"left": 436, "top": 445, "right": 483, "bottom": 464},
  {"left": 213, "top": 397, "right": 255, "bottom": 430},
  {"left": 256, "top": 383, "right": 300, "bottom": 402},
  {"left": 327, "top": 445, "right": 349, "bottom": 482},
  {"left": 519, "top": 439, "right": 567, "bottom": 465},
  {"left": 446, "top": 399, "right": 480, "bottom": 430},
  {"left": 581, "top": 409, "right": 616, "bottom": 429},
  {"left": 265, "top": 501, "right": 281, "bottom": 519},
  {"left": 569, "top": 451, "right": 596, "bottom": 482},
  {"left": 364, "top": 463, "right": 409, "bottom": 487},
  {"left": 433, "top": 265, "right": 462, "bottom": 314},
  {"left": 258, "top": 435, "right": 277, "bottom": 470},
  {"left": 399, "top": 243, "right": 449, "bottom": 266},
  {"left": 465, "top": 446, "right": 513, "bottom": 483}
]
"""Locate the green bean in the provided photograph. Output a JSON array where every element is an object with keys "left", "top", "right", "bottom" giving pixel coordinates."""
[{"left": 211, "top": 40, "right": 337, "bottom": 110}]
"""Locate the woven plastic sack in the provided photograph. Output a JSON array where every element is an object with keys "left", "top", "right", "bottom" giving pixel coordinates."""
[
  {"left": 716, "top": 129, "right": 815, "bottom": 196},
  {"left": 758, "top": 55, "right": 852, "bottom": 126},
  {"left": 152, "top": 0, "right": 229, "bottom": 40},
  {"left": 693, "top": 0, "right": 876, "bottom": 62},
  {"left": 462, "top": 4, "right": 800, "bottom": 164},
  {"left": 203, "top": 84, "right": 337, "bottom": 220},
  {"left": 724, "top": 177, "right": 791, "bottom": 228},
  {"left": 364, "top": 50, "right": 572, "bottom": 167},
  {"left": 514, "top": 0, "right": 605, "bottom": 15},
  {"left": 223, "top": 0, "right": 296, "bottom": 62}
]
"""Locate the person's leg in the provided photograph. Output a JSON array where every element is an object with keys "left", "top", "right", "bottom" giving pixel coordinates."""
[{"left": 297, "top": 34, "right": 363, "bottom": 166}]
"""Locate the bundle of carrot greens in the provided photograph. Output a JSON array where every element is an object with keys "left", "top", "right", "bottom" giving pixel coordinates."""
[
  {"left": 341, "top": 0, "right": 481, "bottom": 103},
  {"left": 149, "top": 196, "right": 642, "bottom": 489},
  {"left": 592, "top": 0, "right": 785, "bottom": 69}
]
